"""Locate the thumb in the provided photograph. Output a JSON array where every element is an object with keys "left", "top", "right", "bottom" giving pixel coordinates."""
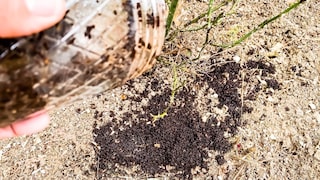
[{"left": 0, "top": 0, "right": 66, "bottom": 38}]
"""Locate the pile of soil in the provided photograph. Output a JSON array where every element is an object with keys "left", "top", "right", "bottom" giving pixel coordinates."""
[{"left": 92, "top": 60, "right": 280, "bottom": 178}]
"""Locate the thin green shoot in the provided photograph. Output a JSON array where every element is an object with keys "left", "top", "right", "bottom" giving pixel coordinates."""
[
  {"left": 166, "top": 0, "right": 180, "bottom": 36},
  {"left": 152, "top": 65, "right": 184, "bottom": 122},
  {"left": 213, "top": 0, "right": 306, "bottom": 48}
]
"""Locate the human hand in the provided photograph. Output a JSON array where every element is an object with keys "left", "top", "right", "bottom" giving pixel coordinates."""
[
  {"left": 0, "top": 111, "right": 50, "bottom": 138},
  {"left": 0, "top": 0, "right": 66, "bottom": 138},
  {"left": 0, "top": 0, "right": 66, "bottom": 38}
]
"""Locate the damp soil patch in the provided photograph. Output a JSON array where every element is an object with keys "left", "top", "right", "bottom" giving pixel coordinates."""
[{"left": 92, "top": 59, "right": 280, "bottom": 178}]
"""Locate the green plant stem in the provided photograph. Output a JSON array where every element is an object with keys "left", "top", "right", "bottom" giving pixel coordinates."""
[
  {"left": 183, "top": 0, "right": 228, "bottom": 28},
  {"left": 152, "top": 65, "right": 183, "bottom": 122},
  {"left": 207, "top": 0, "right": 215, "bottom": 29},
  {"left": 166, "top": 0, "right": 180, "bottom": 36},
  {"left": 214, "top": 0, "right": 306, "bottom": 48}
]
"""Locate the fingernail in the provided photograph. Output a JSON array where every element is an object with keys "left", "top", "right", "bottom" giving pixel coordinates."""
[{"left": 25, "top": 0, "right": 58, "bottom": 17}]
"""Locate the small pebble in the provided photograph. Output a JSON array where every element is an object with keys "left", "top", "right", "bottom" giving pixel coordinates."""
[
  {"left": 270, "top": 134, "right": 277, "bottom": 140},
  {"left": 314, "top": 151, "right": 320, "bottom": 161},
  {"left": 233, "top": 55, "right": 241, "bottom": 63},
  {"left": 309, "top": 103, "right": 316, "bottom": 110},
  {"left": 314, "top": 112, "right": 320, "bottom": 123},
  {"left": 296, "top": 108, "right": 304, "bottom": 116}
]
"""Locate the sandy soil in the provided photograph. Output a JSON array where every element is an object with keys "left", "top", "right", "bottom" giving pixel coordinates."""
[{"left": 1, "top": 0, "right": 319, "bottom": 179}]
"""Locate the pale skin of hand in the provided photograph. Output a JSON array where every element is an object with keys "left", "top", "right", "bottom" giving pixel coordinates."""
[{"left": 0, "top": 0, "right": 66, "bottom": 139}]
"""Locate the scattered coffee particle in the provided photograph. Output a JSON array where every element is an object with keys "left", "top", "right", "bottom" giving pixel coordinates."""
[
  {"left": 85, "top": 25, "right": 95, "bottom": 39},
  {"left": 92, "top": 60, "right": 281, "bottom": 178}
]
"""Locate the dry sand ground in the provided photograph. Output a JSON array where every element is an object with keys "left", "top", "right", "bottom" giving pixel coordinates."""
[{"left": 1, "top": 0, "right": 319, "bottom": 179}]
